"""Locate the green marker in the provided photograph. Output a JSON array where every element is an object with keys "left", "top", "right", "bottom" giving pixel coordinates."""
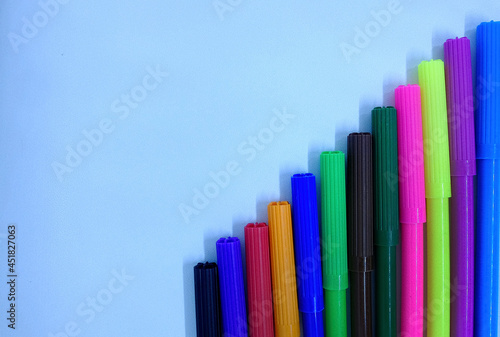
[
  {"left": 418, "top": 59, "right": 452, "bottom": 337},
  {"left": 320, "top": 151, "right": 349, "bottom": 337},
  {"left": 372, "top": 107, "right": 399, "bottom": 337}
]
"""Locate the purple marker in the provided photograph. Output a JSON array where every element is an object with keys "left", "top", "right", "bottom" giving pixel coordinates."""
[
  {"left": 444, "top": 37, "right": 476, "bottom": 337},
  {"left": 216, "top": 237, "right": 248, "bottom": 337}
]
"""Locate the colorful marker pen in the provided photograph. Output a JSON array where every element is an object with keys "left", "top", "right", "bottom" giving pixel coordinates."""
[
  {"left": 347, "top": 132, "right": 373, "bottom": 337},
  {"left": 474, "top": 20, "right": 500, "bottom": 337},
  {"left": 267, "top": 202, "right": 300, "bottom": 337},
  {"left": 194, "top": 262, "right": 222, "bottom": 337},
  {"left": 419, "top": 59, "right": 452, "bottom": 336},
  {"left": 372, "top": 107, "right": 399, "bottom": 337},
  {"left": 245, "top": 223, "right": 274, "bottom": 337},
  {"left": 444, "top": 36, "right": 476, "bottom": 337},
  {"left": 216, "top": 237, "right": 248, "bottom": 337},
  {"left": 395, "top": 84, "right": 426, "bottom": 337},
  {"left": 320, "top": 151, "right": 349, "bottom": 337},
  {"left": 291, "top": 173, "right": 325, "bottom": 337}
]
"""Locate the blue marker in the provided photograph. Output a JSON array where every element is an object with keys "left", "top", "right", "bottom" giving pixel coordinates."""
[
  {"left": 475, "top": 21, "right": 500, "bottom": 337},
  {"left": 291, "top": 173, "right": 325, "bottom": 336}
]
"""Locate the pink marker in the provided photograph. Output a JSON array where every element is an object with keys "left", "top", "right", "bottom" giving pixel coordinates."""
[{"left": 395, "top": 84, "right": 426, "bottom": 337}]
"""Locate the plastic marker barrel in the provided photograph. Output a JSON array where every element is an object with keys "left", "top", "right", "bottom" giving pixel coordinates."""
[
  {"left": 474, "top": 20, "right": 500, "bottom": 337},
  {"left": 267, "top": 201, "right": 300, "bottom": 337},
  {"left": 291, "top": 173, "right": 325, "bottom": 337},
  {"left": 194, "top": 262, "right": 222, "bottom": 337},
  {"left": 418, "top": 59, "right": 452, "bottom": 337},
  {"left": 347, "top": 132, "right": 373, "bottom": 337},
  {"left": 372, "top": 107, "right": 399, "bottom": 337},
  {"left": 244, "top": 223, "right": 274, "bottom": 337},
  {"left": 395, "top": 84, "right": 426, "bottom": 337},
  {"left": 216, "top": 237, "right": 248, "bottom": 337},
  {"left": 444, "top": 36, "right": 476, "bottom": 337},
  {"left": 320, "top": 151, "right": 348, "bottom": 337}
]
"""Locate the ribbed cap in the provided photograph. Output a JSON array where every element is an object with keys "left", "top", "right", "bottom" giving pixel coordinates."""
[
  {"left": 418, "top": 60, "right": 452, "bottom": 198},
  {"left": 444, "top": 37, "right": 477, "bottom": 176},
  {"left": 320, "top": 151, "right": 349, "bottom": 291},
  {"left": 372, "top": 107, "right": 400, "bottom": 246},
  {"left": 216, "top": 237, "right": 248, "bottom": 337},
  {"left": 346, "top": 133, "right": 374, "bottom": 272},
  {"left": 244, "top": 223, "right": 274, "bottom": 337},
  {"left": 476, "top": 21, "right": 500, "bottom": 159},
  {"left": 267, "top": 202, "right": 300, "bottom": 337},
  {"left": 394, "top": 85, "right": 427, "bottom": 224},
  {"left": 290, "top": 173, "right": 325, "bottom": 314},
  {"left": 194, "top": 262, "right": 222, "bottom": 337}
]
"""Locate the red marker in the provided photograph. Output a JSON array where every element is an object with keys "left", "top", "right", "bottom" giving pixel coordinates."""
[{"left": 245, "top": 223, "right": 274, "bottom": 337}]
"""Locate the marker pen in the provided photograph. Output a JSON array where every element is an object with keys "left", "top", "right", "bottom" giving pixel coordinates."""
[
  {"left": 372, "top": 107, "right": 399, "bottom": 337},
  {"left": 347, "top": 132, "right": 373, "bottom": 337},
  {"left": 320, "top": 151, "right": 349, "bottom": 337},
  {"left": 245, "top": 223, "right": 274, "bottom": 337},
  {"left": 194, "top": 262, "right": 222, "bottom": 337},
  {"left": 474, "top": 20, "right": 500, "bottom": 337},
  {"left": 444, "top": 36, "right": 476, "bottom": 337},
  {"left": 418, "top": 59, "right": 452, "bottom": 336},
  {"left": 267, "top": 202, "right": 300, "bottom": 337},
  {"left": 291, "top": 173, "right": 325, "bottom": 337},
  {"left": 216, "top": 237, "right": 248, "bottom": 337},
  {"left": 395, "top": 84, "right": 426, "bottom": 337}
]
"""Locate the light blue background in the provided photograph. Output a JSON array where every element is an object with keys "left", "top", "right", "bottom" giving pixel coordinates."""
[{"left": 0, "top": 1, "right": 498, "bottom": 336}]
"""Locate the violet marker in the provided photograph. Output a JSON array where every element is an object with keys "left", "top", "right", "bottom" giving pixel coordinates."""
[
  {"left": 216, "top": 237, "right": 248, "bottom": 337},
  {"left": 444, "top": 37, "right": 476, "bottom": 337}
]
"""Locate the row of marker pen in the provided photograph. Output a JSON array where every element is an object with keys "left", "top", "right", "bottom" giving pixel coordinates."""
[{"left": 193, "top": 21, "right": 500, "bottom": 337}]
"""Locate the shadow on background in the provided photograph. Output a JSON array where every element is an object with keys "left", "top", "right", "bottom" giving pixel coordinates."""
[
  {"left": 465, "top": 14, "right": 486, "bottom": 101},
  {"left": 256, "top": 190, "right": 279, "bottom": 223},
  {"left": 359, "top": 97, "right": 378, "bottom": 132},
  {"left": 279, "top": 163, "right": 304, "bottom": 202},
  {"left": 335, "top": 123, "right": 351, "bottom": 155},
  {"left": 183, "top": 258, "right": 197, "bottom": 337},
  {"left": 406, "top": 49, "right": 427, "bottom": 85},
  {"left": 432, "top": 29, "right": 454, "bottom": 60},
  {"left": 233, "top": 212, "right": 253, "bottom": 290},
  {"left": 308, "top": 142, "right": 324, "bottom": 178},
  {"left": 383, "top": 74, "right": 405, "bottom": 106},
  {"left": 308, "top": 142, "right": 329, "bottom": 234}
]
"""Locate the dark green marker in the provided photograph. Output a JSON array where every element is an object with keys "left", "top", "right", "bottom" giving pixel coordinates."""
[{"left": 372, "top": 106, "right": 399, "bottom": 337}]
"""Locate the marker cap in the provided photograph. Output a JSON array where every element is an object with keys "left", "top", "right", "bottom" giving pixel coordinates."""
[
  {"left": 476, "top": 21, "right": 500, "bottom": 159},
  {"left": 216, "top": 237, "right": 248, "bottom": 337},
  {"left": 372, "top": 107, "right": 400, "bottom": 246},
  {"left": 244, "top": 223, "right": 274, "bottom": 337},
  {"left": 418, "top": 59, "right": 452, "bottom": 199},
  {"left": 194, "top": 262, "right": 222, "bottom": 337},
  {"left": 347, "top": 133, "right": 373, "bottom": 272},
  {"left": 291, "top": 173, "right": 325, "bottom": 313},
  {"left": 444, "top": 37, "right": 476, "bottom": 176},
  {"left": 395, "top": 85, "right": 427, "bottom": 224},
  {"left": 267, "top": 202, "right": 301, "bottom": 337},
  {"left": 320, "top": 151, "right": 349, "bottom": 291}
]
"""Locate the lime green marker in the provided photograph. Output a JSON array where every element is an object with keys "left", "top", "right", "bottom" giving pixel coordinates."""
[
  {"left": 418, "top": 59, "right": 451, "bottom": 336},
  {"left": 320, "top": 151, "right": 348, "bottom": 337}
]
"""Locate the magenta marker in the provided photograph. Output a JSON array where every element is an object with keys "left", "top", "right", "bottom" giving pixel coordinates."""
[{"left": 395, "top": 84, "right": 426, "bottom": 337}]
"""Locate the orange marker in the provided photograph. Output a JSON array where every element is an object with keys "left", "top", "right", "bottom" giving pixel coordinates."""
[{"left": 267, "top": 201, "right": 300, "bottom": 337}]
